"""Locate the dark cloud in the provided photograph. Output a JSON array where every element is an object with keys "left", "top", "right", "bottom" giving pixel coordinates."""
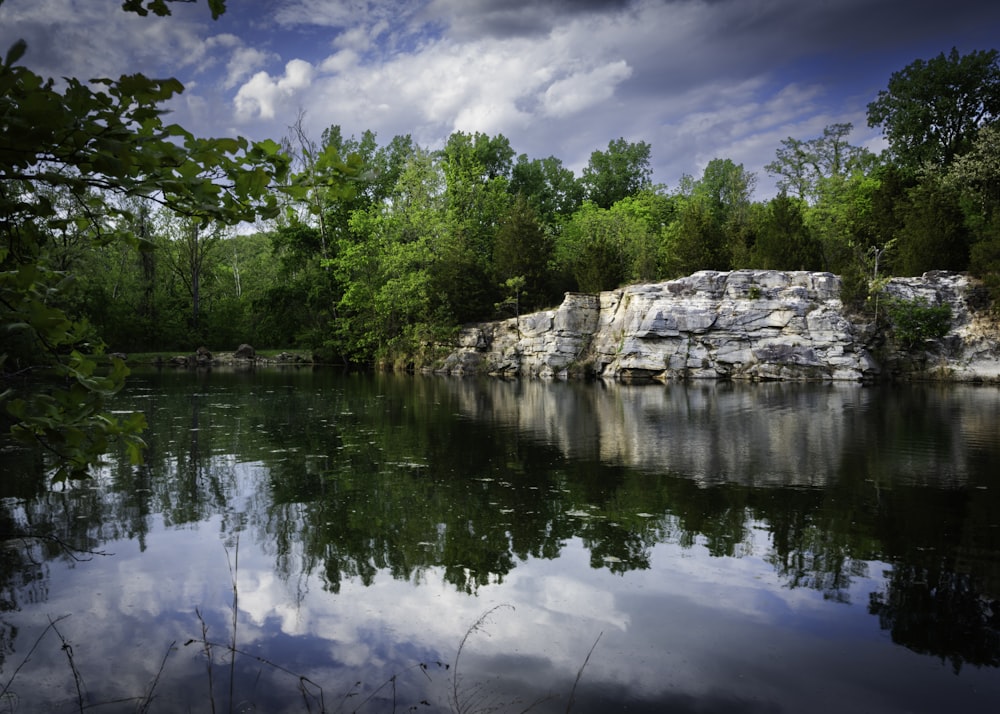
[
  {"left": 431, "top": 0, "right": 635, "bottom": 39},
  {"left": 3, "top": 0, "right": 998, "bottom": 200}
]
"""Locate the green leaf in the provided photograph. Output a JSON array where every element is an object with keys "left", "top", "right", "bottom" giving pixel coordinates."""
[
  {"left": 4, "top": 39, "right": 27, "bottom": 66},
  {"left": 255, "top": 138, "right": 282, "bottom": 156},
  {"left": 208, "top": 0, "right": 227, "bottom": 20}
]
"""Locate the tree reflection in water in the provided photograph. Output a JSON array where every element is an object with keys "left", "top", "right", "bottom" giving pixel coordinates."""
[{"left": 1, "top": 370, "right": 999, "bottom": 709}]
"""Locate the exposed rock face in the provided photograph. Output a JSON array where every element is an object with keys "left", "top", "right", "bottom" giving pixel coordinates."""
[{"left": 436, "top": 270, "right": 1000, "bottom": 382}]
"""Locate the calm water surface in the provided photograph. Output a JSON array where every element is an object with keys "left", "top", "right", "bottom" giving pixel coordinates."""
[{"left": 1, "top": 369, "right": 999, "bottom": 713}]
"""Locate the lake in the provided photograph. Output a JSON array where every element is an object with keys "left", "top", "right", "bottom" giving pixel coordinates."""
[{"left": 1, "top": 368, "right": 999, "bottom": 713}]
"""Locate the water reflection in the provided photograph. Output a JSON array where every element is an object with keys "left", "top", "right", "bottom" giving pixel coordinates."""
[{"left": 1, "top": 370, "right": 999, "bottom": 712}]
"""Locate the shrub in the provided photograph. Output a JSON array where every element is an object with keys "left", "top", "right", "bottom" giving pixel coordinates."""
[
  {"left": 885, "top": 296, "right": 952, "bottom": 348},
  {"left": 838, "top": 263, "right": 872, "bottom": 315}
]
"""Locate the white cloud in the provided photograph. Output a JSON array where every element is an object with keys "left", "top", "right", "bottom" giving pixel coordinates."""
[
  {"left": 319, "top": 49, "right": 360, "bottom": 75},
  {"left": 275, "top": 0, "right": 399, "bottom": 29},
  {"left": 0, "top": 0, "right": 209, "bottom": 82},
  {"left": 5, "top": 0, "right": 997, "bottom": 200},
  {"left": 234, "top": 59, "right": 316, "bottom": 120},
  {"left": 333, "top": 21, "right": 389, "bottom": 53},
  {"left": 542, "top": 60, "right": 632, "bottom": 118},
  {"left": 223, "top": 45, "right": 278, "bottom": 90}
]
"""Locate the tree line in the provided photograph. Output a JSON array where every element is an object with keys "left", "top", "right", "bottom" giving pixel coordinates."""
[
  {"left": 64, "top": 50, "right": 1000, "bottom": 370},
  {"left": 2, "top": 0, "right": 999, "bottom": 473}
]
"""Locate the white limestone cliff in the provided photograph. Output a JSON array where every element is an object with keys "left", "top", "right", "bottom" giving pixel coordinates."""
[{"left": 435, "top": 270, "right": 1000, "bottom": 382}]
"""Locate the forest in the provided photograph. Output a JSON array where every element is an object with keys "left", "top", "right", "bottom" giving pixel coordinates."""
[
  {"left": 2, "top": 0, "right": 1000, "bottom": 475},
  {"left": 44, "top": 62, "right": 1000, "bottom": 368}
]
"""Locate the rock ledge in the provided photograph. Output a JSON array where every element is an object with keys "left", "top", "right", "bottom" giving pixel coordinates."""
[{"left": 435, "top": 270, "right": 1000, "bottom": 382}]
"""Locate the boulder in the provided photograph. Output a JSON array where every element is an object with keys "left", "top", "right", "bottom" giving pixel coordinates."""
[{"left": 234, "top": 343, "right": 255, "bottom": 359}]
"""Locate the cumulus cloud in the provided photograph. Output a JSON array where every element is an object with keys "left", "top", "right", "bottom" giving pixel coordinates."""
[
  {"left": 319, "top": 49, "right": 360, "bottom": 75},
  {"left": 4, "top": 0, "right": 999, "bottom": 198},
  {"left": 0, "top": 0, "right": 210, "bottom": 82},
  {"left": 223, "top": 45, "right": 278, "bottom": 90},
  {"left": 541, "top": 60, "right": 632, "bottom": 117},
  {"left": 234, "top": 59, "right": 316, "bottom": 120},
  {"left": 251, "top": 0, "right": 927, "bottom": 193}
]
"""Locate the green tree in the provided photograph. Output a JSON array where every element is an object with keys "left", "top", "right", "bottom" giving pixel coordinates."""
[
  {"left": 946, "top": 123, "right": 1000, "bottom": 229},
  {"left": 695, "top": 158, "right": 756, "bottom": 229},
  {"left": 766, "top": 123, "right": 876, "bottom": 201},
  {"left": 554, "top": 190, "right": 673, "bottom": 293},
  {"left": 580, "top": 138, "right": 653, "bottom": 209},
  {"left": 555, "top": 202, "right": 627, "bottom": 293},
  {"left": 72, "top": 201, "right": 189, "bottom": 352},
  {"left": 664, "top": 159, "right": 755, "bottom": 275},
  {"left": 492, "top": 194, "right": 555, "bottom": 311},
  {"left": 752, "top": 194, "right": 822, "bottom": 270},
  {"left": 946, "top": 124, "right": 1000, "bottom": 295},
  {"left": 439, "top": 131, "right": 514, "bottom": 318},
  {"left": 610, "top": 191, "right": 675, "bottom": 282},
  {"left": 867, "top": 48, "right": 1000, "bottom": 171},
  {"left": 334, "top": 147, "right": 449, "bottom": 365},
  {"left": 663, "top": 196, "right": 729, "bottom": 276},
  {"left": 283, "top": 116, "right": 365, "bottom": 263},
  {"left": 267, "top": 123, "right": 414, "bottom": 359},
  {"left": 160, "top": 215, "right": 224, "bottom": 335},
  {"left": 1, "top": 1, "right": 287, "bottom": 478},
  {"left": 805, "top": 169, "right": 882, "bottom": 276},
  {"left": 287, "top": 122, "right": 413, "bottom": 256},
  {"left": 895, "top": 174, "right": 971, "bottom": 276},
  {"left": 509, "top": 154, "right": 584, "bottom": 228},
  {"left": 256, "top": 218, "right": 342, "bottom": 354}
]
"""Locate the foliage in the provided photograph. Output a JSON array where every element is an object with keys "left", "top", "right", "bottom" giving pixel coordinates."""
[
  {"left": 121, "top": 0, "right": 227, "bottom": 19},
  {"left": 580, "top": 137, "right": 653, "bottom": 209},
  {"left": 663, "top": 195, "right": 729, "bottom": 276},
  {"left": 693, "top": 157, "right": 757, "bottom": 264},
  {"left": 554, "top": 191, "right": 671, "bottom": 293},
  {"left": 332, "top": 148, "right": 449, "bottom": 365},
  {"left": 838, "top": 261, "right": 874, "bottom": 315},
  {"left": 663, "top": 158, "right": 758, "bottom": 274},
  {"left": 612, "top": 191, "right": 675, "bottom": 281},
  {"left": 945, "top": 124, "right": 1000, "bottom": 299},
  {"left": 751, "top": 194, "right": 822, "bottom": 270},
  {"left": 766, "top": 123, "right": 876, "bottom": 201},
  {"left": 895, "top": 175, "right": 971, "bottom": 276},
  {"left": 945, "top": 124, "right": 1000, "bottom": 224},
  {"left": 555, "top": 202, "right": 627, "bottom": 292},
  {"left": 440, "top": 131, "right": 514, "bottom": 264},
  {"left": 1, "top": 0, "right": 287, "bottom": 478},
  {"left": 885, "top": 296, "right": 952, "bottom": 348},
  {"left": 805, "top": 169, "right": 882, "bottom": 275},
  {"left": 509, "top": 153, "right": 584, "bottom": 226},
  {"left": 968, "top": 233, "right": 1000, "bottom": 303},
  {"left": 6, "top": 28, "right": 999, "bottom": 435},
  {"left": 492, "top": 194, "right": 555, "bottom": 311},
  {"left": 867, "top": 48, "right": 1000, "bottom": 171},
  {"left": 695, "top": 158, "right": 757, "bottom": 218}
]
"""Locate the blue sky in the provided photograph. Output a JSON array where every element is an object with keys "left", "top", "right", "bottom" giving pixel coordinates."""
[{"left": 2, "top": 0, "right": 999, "bottom": 197}]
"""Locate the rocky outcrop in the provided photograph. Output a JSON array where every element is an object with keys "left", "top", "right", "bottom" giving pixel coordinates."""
[
  {"left": 435, "top": 270, "right": 1000, "bottom": 382},
  {"left": 160, "top": 348, "right": 312, "bottom": 367}
]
